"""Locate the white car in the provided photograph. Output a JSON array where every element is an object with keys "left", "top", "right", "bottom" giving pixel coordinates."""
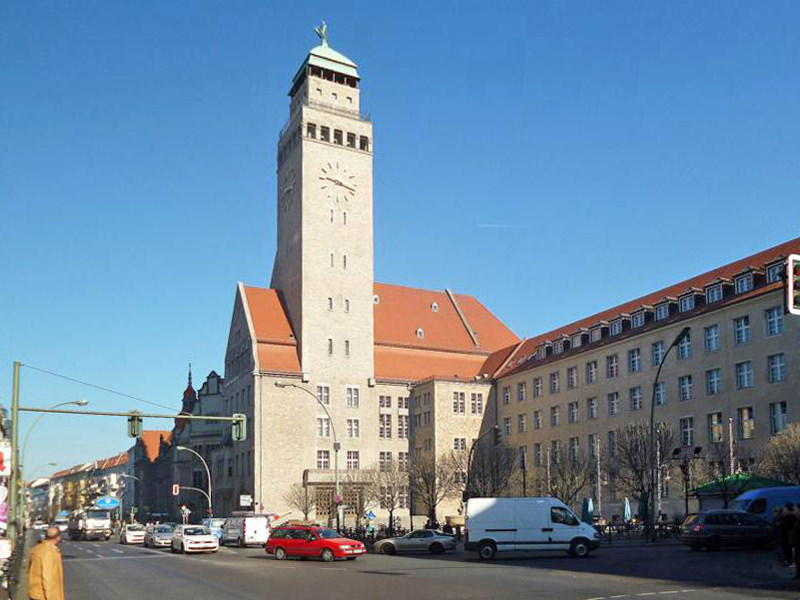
[
  {"left": 373, "top": 530, "right": 458, "bottom": 555},
  {"left": 120, "top": 523, "right": 146, "bottom": 545},
  {"left": 171, "top": 525, "right": 219, "bottom": 554}
]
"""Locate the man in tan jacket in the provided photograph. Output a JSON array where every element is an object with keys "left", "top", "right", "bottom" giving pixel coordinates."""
[{"left": 28, "top": 526, "right": 64, "bottom": 600}]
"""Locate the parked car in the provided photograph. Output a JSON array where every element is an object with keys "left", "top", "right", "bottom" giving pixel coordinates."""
[
  {"left": 373, "top": 530, "right": 457, "bottom": 555},
  {"left": 201, "top": 517, "right": 226, "bottom": 541},
  {"left": 680, "top": 510, "right": 772, "bottom": 550},
  {"left": 221, "top": 512, "right": 271, "bottom": 547},
  {"left": 171, "top": 525, "right": 219, "bottom": 554},
  {"left": 120, "top": 523, "right": 146, "bottom": 545},
  {"left": 465, "top": 497, "right": 600, "bottom": 560},
  {"left": 730, "top": 487, "right": 800, "bottom": 522},
  {"left": 265, "top": 525, "right": 366, "bottom": 561},
  {"left": 144, "top": 524, "right": 174, "bottom": 548}
]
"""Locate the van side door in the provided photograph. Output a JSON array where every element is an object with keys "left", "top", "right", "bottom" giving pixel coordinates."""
[
  {"left": 548, "top": 506, "right": 581, "bottom": 550},
  {"left": 514, "top": 506, "right": 547, "bottom": 551}
]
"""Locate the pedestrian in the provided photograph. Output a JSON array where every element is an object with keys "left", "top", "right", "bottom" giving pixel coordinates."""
[
  {"left": 455, "top": 524, "right": 462, "bottom": 541},
  {"left": 28, "top": 526, "right": 64, "bottom": 600},
  {"left": 778, "top": 503, "right": 796, "bottom": 566}
]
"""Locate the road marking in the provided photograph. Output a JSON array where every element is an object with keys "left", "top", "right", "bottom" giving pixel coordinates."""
[
  {"left": 320, "top": 567, "right": 348, "bottom": 571},
  {"left": 635, "top": 594, "right": 657, "bottom": 597},
  {"left": 112, "top": 549, "right": 124, "bottom": 554},
  {"left": 609, "top": 596, "right": 631, "bottom": 599},
  {"left": 658, "top": 593, "right": 679, "bottom": 596}
]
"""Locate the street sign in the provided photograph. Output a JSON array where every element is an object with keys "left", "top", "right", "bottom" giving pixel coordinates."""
[
  {"left": 172, "top": 484, "right": 180, "bottom": 496},
  {"left": 239, "top": 494, "right": 252, "bottom": 507},
  {"left": 95, "top": 496, "right": 120, "bottom": 510}
]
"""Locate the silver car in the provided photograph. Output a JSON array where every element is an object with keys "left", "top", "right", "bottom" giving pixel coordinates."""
[
  {"left": 144, "top": 524, "right": 174, "bottom": 548},
  {"left": 373, "top": 530, "right": 457, "bottom": 555}
]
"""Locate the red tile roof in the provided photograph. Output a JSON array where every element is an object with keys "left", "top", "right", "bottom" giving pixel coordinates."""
[
  {"left": 140, "top": 430, "right": 172, "bottom": 463},
  {"left": 242, "top": 286, "right": 302, "bottom": 374},
  {"left": 94, "top": 451, "right": 129, "bottom": 471}
]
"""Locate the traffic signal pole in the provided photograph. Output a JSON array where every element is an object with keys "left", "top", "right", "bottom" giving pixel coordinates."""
[{"left": 9, "top": 361, "right": 20, "bottom": 542}]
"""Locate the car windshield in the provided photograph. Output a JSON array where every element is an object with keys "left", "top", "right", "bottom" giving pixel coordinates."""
[
  {"left": 315, "top": 529, "right": 341, "bottom": 539},
  {"left": 87, "top": 511, "right": 109, "bottom": 520},
  {"left": 154, "top": 526, "right": 173, "bottom": 534},
  {"left": 127, "top": 524, "right": 145, "bottom": 531},
  {"left": 184, "top": 527, "right": 211, "bottom": 536}
]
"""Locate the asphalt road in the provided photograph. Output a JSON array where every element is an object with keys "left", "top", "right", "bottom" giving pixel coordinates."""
[{"left": 60, "top": 537, "right": 800, "bottom": 600}]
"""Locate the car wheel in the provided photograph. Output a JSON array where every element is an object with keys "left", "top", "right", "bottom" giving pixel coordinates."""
[
  {"left": 181, "top": 543, "right": 186, "bottom": 554},
  {"left": 321, "top": 548, "right": 335, "bottom": 562},
  {"left": 238, "top": 537, "right": 245, "bottom": 548},
  {"left": 478, "top": 541, "right": 496, "bottom": 560},
  {"left": 346, "top": 557, "right": 357, "bottom": 561},
  {"left": 170, "top": 544, "right": 177, "bottom": 554},
  {"left": 381, "top": 543, "right": 396, "bottom": 555},
  {"left": 429, "top": 543, "right": 445, "bottom": 555},
  {"left": 275, "top": 547, "right": 287, "bottom": 561},
  {"left": 569, "top": 538, "right": 590, "bottom": 558}
]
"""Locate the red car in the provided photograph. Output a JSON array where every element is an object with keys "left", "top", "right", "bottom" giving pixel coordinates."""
[{"left": 265, "top": 525, "right": 366, "bottom": 562}]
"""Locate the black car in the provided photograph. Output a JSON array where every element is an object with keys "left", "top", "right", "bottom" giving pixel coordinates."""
[{"left": 680, "top": 509, "right": 771, "bottom": 550}]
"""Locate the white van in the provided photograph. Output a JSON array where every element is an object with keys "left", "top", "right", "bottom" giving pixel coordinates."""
[
  {"left": 465, "top": 497, "right": 600, "bottom": 560},
  {"left": 730, "top": 486, "right": 800, "bottom": 522},
  {"left": 221, "top": 512, "right": 271, "bottom": 547}
]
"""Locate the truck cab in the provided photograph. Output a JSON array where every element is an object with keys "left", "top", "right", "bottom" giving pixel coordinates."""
[{"left": 68, "top": 508, "right": 113, "bottom": 541}]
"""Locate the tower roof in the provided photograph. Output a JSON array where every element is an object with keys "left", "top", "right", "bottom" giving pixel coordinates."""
[{"left": 292, "top": 22, "right": 359, "bottom": 86}]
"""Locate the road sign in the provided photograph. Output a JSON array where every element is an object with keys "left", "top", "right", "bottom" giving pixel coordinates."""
[
  {"left": 239, "top": 494, "right": 252, "bottom": 507},
  {"left": 172, "top": 484, "right": 180, "bottom": 496},
  {"left": 95, "top": 496, "right": 120, "bottom": 510}
]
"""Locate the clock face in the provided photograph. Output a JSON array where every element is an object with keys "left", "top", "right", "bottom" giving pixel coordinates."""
[
  {"left": 319, "top": 161, "right": 357, "bottom": 203},
  {"left": 279, "top": 169, "right": 296, "bottom": 212}
]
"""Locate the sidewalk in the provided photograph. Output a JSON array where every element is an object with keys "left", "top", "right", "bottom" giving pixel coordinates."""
[{"left": 4, "top": 530, "right": 37, "bottom": 600}]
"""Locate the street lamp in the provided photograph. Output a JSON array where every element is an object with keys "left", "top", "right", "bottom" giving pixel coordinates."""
[
  {"left": 649, "top": 326, "right": 690, "bottom": 542},
  {"left": 275, "top": 381, "right": 341, "bottom": 530},
  {"left": 176, "top": 446, "right": 213, "bottom": 517},
  {"left": 672, "top": 446, "right": 703, "bottom": 517}
]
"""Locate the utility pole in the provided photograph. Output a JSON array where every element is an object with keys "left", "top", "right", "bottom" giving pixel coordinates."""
[
  {"left": 521, "top": 451, "right": 527, "bottom": 497},
  {"left": 9, "top": 361, "right": 20, "bottom": 541}
]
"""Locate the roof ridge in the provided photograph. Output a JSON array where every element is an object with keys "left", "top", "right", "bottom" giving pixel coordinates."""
[{"left": 445, "top": 288, "right": 480, "bottom": 349}]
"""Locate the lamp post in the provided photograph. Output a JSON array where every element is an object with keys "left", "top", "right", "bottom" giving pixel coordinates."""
[
  {"left": 672, "top": 446, "right": 703, "bottom": 517},
  {"left": 275, "top": 381, "right": 341, "bottom": 530},
  {"left": 649, "top": 326, "right": 690, "bottom": 543},
  {"left": 176, "top": 446, "right": 212, "bottom": 517}
]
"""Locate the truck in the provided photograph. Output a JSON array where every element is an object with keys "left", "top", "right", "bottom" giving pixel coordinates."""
[{"left": 68, "top": 508, "right": 113, "bottom": 541}]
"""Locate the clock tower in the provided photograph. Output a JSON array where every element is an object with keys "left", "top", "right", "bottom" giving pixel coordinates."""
[{"left": 271, "top": 23, "right": 375, "bottom": 380}]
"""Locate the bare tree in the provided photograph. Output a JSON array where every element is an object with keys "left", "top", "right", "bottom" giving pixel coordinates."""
[
  {"left": 342, "top": 471, "right": 378, "bottom": 531},
  {"left": 611, "top": 421, "right": 678, "bottom": 520},
  {"left": 283, "top": 483, "right": 315, "bottom": 521},
  {"left": 409, "top": 452, "right": 459, "bottom": 525},
  {"left": 541, "top": 451, "right": 594, "bottom": 510},
  {"left": 757, "top": 424, "right": 800, "bottom": 484},
  {"left": 367, "top": 460, "right": 409, "bottom": 535},
  {"left": 459, "top": 442, "right": 518, "bottom": 499}
]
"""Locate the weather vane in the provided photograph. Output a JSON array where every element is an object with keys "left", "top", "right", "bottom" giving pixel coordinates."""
[{"left": 315, "top": 21, "right": 328, "bottom": 45}]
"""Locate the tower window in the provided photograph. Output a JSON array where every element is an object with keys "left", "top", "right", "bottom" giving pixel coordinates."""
[
  {"left": 327, "top": 338, "right": 333, "bottom": 356},
  {"left": 347, "top": 96, "right": 353, "bottom": 104},
  {"left": 327, "top": 297, "right": 333, "bottom": 311},
  {"left": 359, "top": 136, "right": 370, "bottom": 152},
  {"left": 330, "top": 252, "right": 334, "bottom": 267},
  {"left": 345, "top": 340, "right": 350, "bottom": 357},
  {"left": 345, "top": 299, "right": 350, "bottom": 313},
  {"left": 306, "top": 123, "right": 316, "bottom": 139},
  {"left": 333, "top": 129, "right": 343, "bottom": 145},
  {"left": 321, "top": 126, "right": 330, "bottom": 142},
  {"left": 416, "top": 328, "right": 424, "bottom": 339},
  {"left": 343, "top": 211, "right": 347, "bottom": 225},
  {"left": 346, "top": 133, "right": 356, "bottom": 148},
  {"left": 343, "top": 254, "right": 347, "bottom": 269},
  {"left": 332, "top": 92, "right": 338, "bottom": 101}
]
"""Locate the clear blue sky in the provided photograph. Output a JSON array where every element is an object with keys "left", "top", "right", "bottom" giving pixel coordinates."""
[{"left": 1, "top": 2, "right": 798, "bottom": 476}]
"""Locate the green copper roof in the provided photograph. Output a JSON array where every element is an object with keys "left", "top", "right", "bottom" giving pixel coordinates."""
[{"left": 291, "top": 23, "right": 360, "bottom": 86}]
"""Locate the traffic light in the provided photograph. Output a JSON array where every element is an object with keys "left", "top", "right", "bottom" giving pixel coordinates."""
[
  {"left": 232, "top": 413, "right": 247, "bottom": 442},
  {"left": 127, "top": 410, "right": 143, "bottom": 438},
  {"left": 788, "top": 254, "right": 800, "bottom": 316},
  {"left": 492, "top": 425, "right": 501, "bottom": 446}
]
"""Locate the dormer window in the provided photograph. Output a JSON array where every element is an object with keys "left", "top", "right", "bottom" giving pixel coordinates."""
[
  {"left": 415, "top": 328, "right": 424, "bottom": 339},
  {"left": 554, "top": 341, "right": 563, "bottom": 354},
  {"left": 735, "top": 273, "right": 753, "bottom": 294},
  {"left": 430, "top": 302, "right": 439, "bottom": 313},
  {"left": 537, "top": 347, "right": 547, "bottom": 360},
  {"left": 571, "top": 335, "right": 582, "bottom": 349},
  {"left": 679, "top": 295, "right": 695, "bottom": 313},
  {"left": 590, "top": 327, "right": 601, "bottom": 342},
  {"left": 632, "top": 312, "right": 645, "bottom": 328},
  {"left": 766, "top": 262, "right": 784, "bottom": 284},
  {"left": 610, "top": 320, "right": 622, "bottom": 336},
  {"left": 706, "top": 284, "right": 723, "bottom": 304},
  {"left": 373, "top": 294, "right": 380, "bottom": 304},
  {"left": 655, "top": 303, "right": 669, "bottom": 321}
]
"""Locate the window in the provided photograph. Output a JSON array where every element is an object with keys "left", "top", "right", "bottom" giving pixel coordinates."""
[
  {"left": 471, "top": 393, "right": 483, "bottom": 415},
  {"left": 346, "top": 451, "right": 360, "bottom": 470},
  {"left": 586, "top": 361, "right": 598, "bottom": 384},
  {"left": 610, "top": 320, "right": 622, "bottom": 336},
  {"left": 765, "top": 307, "right": 784, "bottom": 336},
  {"left": 736, "top": 361, "right": 753, "bottom": 389},
  {"left": 679, "top": 295, "right": 695, "bottom": 313},
  {"left": 704, "top": 325, "right": 720, "bottom": 353},
  {"left": 568, "top": 401, "right": 579, "bottom": 424},
  {"left": 735, "top": 274, "right": 753, "bottom": 294},
  {"left": 768, "top": 354, "right": 786, "bottom": 383},
  {"left": 706, "top": 284, "right": 723, "bottom": 304},
  {"left": 344, "top": 340, "right": 350, "bottom": 357},
  {"left": 453, "top": 438, "right": 467, "bottom": 451},
  {"left": 453, "top": 392, "right": 465, "bottom": 414},
  {"left": 423, "top": 438, "right": 432, "bottom": 452},
  {"left": 359, "top": 136, "right": 370, "bottom": 151},
  {"left": 655, "top": 303, "right": 669, "bottom": 321},
  {"left": 569, "top": 437, "right": 580, "bottom": 461},
  {"left": 628, "top": 348, "right": 642, "bottom": 373},
  {"left": 320, "top": 126, "right": 330, "bottom": 142},
  {"left": 678, "top": 375, "right": 693, "bottom": 402},
  {"left": 503, "top": 417, "right": 511, "bottom": 436},
  {"left": 342, "top": 254, "right": 347, "bottom": 269},
  {"left": 606, "top": 355, "right": 619, "bottom": 378},
  {"left": 346, "top": 386, "right": 360, "bottom": 408},
  {"left": 567, "top": 367, "right": 578, "bottom": 390},
  {"left": 652, "top": 341, "right": 665, "bottom": 367},
  {"left": 532, "top": 378, "right": 543, "bottom": 397},
  {"left": 677, "top": 332, "right": 691, "bottom": 359},
  {"left": 550, "top": 406, "right": 560, "bottom": 427},
  {"left": 632, "top": 312, "right": 645, "bottom": 328},
  {"left": 502, "top": 386, "right": 510, "bottom": 405},
  {"left": 770, "top": 402, "right": 788, "bottom": 435},
  {"left": 317, "top": 417, "right": 331, "bottom": 438},
  {"left": 517, "top": 382, "right": 527, "bottom": 402},
  {"left": 397, "top": 414, "right": 409, "bottom": 439},
  {"left": 317, "top": 450, "right": 330, "bottom": 470},
  {"left": 346, "top": 132, "right": 356, "bottom": 148},
  {"left": 680, "top": 417, "right": 694, "bottom": 446},
  {"left": 554, "top": 341, "right": 563, "bottom": 354},
  {"left": 654, "top": 381, "right": 667, "bottom": 406},
  {"left": 587, "top": 398, "right": 598, "bottom": 420},
  {"left": 708, "top": 412, "right": 724, "bottom": 444},
  {"left": 333, "top": 129, "right": 343, "bottom": 145},
  {"left": 534, "top": 443, "right": 542, "bottom": 467},
  {"left": 398, "top": 452, "right": 409, "bottom": 471},
  {"left": 734, "top": 316, "right": 750, "bottom": 344},
  {"left": 327, "top": 297, "right": 333, "bottom": 311},
  {"left": 550, "top": 440, "right": 561, "bottom": 464},
  {"left": 379, "top": 395, "right": 392, "bottom": 408},
  {"left": 737, "top": 407, "right": 755, "bottom": 440},
  {"left": 316, "top": 385, "right": 330, "bottom": 405},
  {"left": 588, "top": 434, "right": 597, "bottom": 457},
  {"left": 347, "top": 418, "right": 360, "bottom": 438},
  {"left": 607, "top": 392, "right": 619, "bottom": 416},
  {"left": 533, "top": 410, "right": 542, "bottom": 430},
  {"left": 706, "top": 368, "right": 721, "bottom": 395},
  {"left": 379, "top": 414, "right": 392, "bottom": 439},
  {"left": 344, "top": 298, "right": 350, "bottom": 312},
  {"left": 327, "top": 338, "right": 333, "bottom": 356},
  {"left": 330, "top": 252, "right": 335, "bottom": 267},
  {"left": 518, "top": 414, "right": 527, "bottom": 433},
  {"left": 307, "top": 123, "right": 317, "bottom": 139},
  {"left": 607, "top": 431, "right": 616, "bottom": 456},
  {"left": 629, "top": 386, "right": 643, "bottom": 411},
  {"left": 550, "top": 372, "right": 560, "bottom": 394},
  {"left": 767, "top": 263, "right": 784, "bottom": 283}
]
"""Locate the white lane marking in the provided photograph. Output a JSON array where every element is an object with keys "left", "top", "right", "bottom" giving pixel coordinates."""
[
  {"left": 636, "top": 594, "right": 657, "bottom": 597},
  {"left": 658, "top": 593, "right": 680, "bottom": 596},
  {"left": 320, "top": 567, "right": 348, "bottom": 571},
  {"left": 112, "top": 549, "right": 124, "bottom": 554},
  {"left": 609, "top": 596, "right": 631, "bottom": 599}
]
